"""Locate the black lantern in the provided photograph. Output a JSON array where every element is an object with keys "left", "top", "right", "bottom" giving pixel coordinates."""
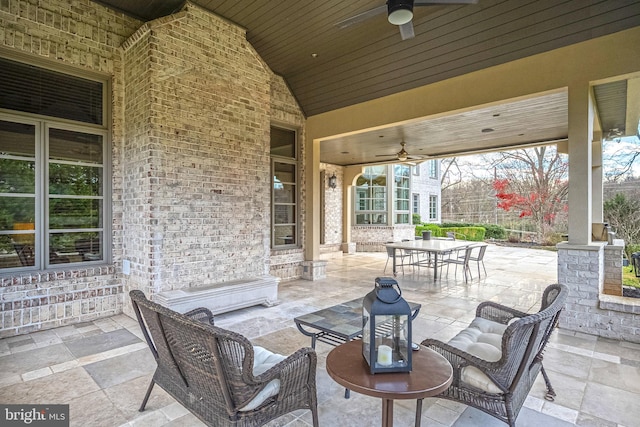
[
  {"left": 362, "top": 277, "right": 412, "bottom": 374},
  {"left": 328, "top": 173, "right": 337, "bottom": 189}
]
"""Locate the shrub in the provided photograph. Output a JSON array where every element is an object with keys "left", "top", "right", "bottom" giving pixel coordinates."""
[
  {"left": 441, "top": 222, "right": 473, "bottom": 228},
  {"left": 480, "top": 224, "right": 507, "bottom": 239},
  {"left": 508, "top": 234, "right": 520, "bottom": 243},
  {"left": 415, "top": 224, "right": 440, "bottom": 236},
  {"left": 441, "top": 222, "right": 506, "bottom": 240},
  {"left": 626, "top": 243, "right": 640, "bottom": 263},
  {"left": 541, "top": 232, "right": 566, "bottom": 246},
  {"left": 412, "top": 213, "right": 421, "bottom": 224},
  {"left": 439, "top": 226, "right": 486, "bottom": 242},
  {"left": 417, "top": 225, "right": 486, "bottom": 241}
]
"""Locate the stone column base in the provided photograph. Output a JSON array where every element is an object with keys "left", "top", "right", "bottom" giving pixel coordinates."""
[
  {"left": 603, "top": 239, "right": 624, "bottom": 296},
  {"left": 342, "top": 242, "right": 356, "bottom": 254},
  {"left": 301, "top": 260, "right": 328, "bottom": 280}
]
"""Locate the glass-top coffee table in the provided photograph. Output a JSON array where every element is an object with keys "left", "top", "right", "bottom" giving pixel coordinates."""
[{"left": 294, "top": 297, "right": 421, "bottom": 349}]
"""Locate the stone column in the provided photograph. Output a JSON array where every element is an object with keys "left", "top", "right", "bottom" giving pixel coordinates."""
[
  {"left": 557, "top": 242, "right": 604, "bottom": 334},
  {"left": 305, "top": 138, "right": 321, "bottom": 263},
  {"left": 341, "top": 242, "right": 356, "bottom": 254},
  {"left": 559, "top": 241, "right": 640, "bottom": 342},
  {"left": 301, "top": 260, "right": 328, "bottom": 280},
  {"left": 342, "top": 166, "right": 362, "bottom": 254},
  {"left": 603, "top": 239, "right": 624, "bottom": 296},
  {"left": 591, "top": 133, "right": 604, "bottom": 223},
  {"left": 567, "top": 82, "right": 594, "bottom": 245}
]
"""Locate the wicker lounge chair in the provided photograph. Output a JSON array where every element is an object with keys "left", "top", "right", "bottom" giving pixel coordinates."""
[
  {"left": 421, "top": 283, "right": 568, "bottom": 426},
  {"left": 130, "top": 290, "right": 319, "bottom": 427}
]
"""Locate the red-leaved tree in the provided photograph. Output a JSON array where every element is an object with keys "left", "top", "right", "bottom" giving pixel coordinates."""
[{"left": 491, "top": 146, "right": 568, "bottom": 241}]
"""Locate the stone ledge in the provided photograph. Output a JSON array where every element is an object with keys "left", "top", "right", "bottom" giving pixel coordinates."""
[
  {"left": 155, "top": 276, "right": 280, "bottom": 315},
  {"left": 557, "top": 242, "right": 606, "bottom": 251},
  {"left": 599, "top": 293, "right": 640, "bottom": 314}
]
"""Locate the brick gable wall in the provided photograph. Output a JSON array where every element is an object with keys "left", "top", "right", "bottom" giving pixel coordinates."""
[{"left": 0, "top": 0, "right": 307, "bottom": 336}]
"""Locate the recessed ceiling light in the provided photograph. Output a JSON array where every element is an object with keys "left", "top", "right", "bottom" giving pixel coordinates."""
[
  {"left": 311, "top": 53, "right": 318, "bottom": 58},
  {"left": 481, "top": 128, "right": 494, "bottom": 133}
]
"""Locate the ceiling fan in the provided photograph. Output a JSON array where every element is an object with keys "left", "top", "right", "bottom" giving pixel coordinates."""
[
  {"left": 336, "top": 0, "right": 479, "bottom": 40},
  {"left": 375, "top": 142, "right": 426, "bottom": 163}
]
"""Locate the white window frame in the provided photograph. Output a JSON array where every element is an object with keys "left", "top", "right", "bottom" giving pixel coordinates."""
[
  {"left": 394, "top": 164, "right": 411, "bottom": 224},
  {"left": 412, "top": 193, "right": 420, "bottom": 214},
  {"left": 428, "top": 160, "right": 438, "bottom": 180},
  {"left": 354, "top": 166, "right": 388, "bottom": 225},
  {"left": 429, "top": 194, "right": 439, "bottom": 221}
]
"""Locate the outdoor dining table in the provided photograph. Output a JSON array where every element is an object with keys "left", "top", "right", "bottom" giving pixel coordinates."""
[{"left": 385, "top": 239, "right": 474, "bottom": 280}]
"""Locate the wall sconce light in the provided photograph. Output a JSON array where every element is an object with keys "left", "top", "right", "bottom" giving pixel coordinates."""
[{"left": 328, "top": 173, "right": 337, "bottom": 189}]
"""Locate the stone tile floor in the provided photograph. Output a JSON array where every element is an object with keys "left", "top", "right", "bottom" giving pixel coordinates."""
[{"left": 1, "top": 244, "right": 640, "bottom": 426}]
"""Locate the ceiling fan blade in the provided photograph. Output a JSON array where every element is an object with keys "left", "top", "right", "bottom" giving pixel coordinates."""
[
  {"left": 399, "top": 21, "right": 415, "bottom": 40},
  {"left": 335, "top": 5, "right": 387, "bottom": 29},
  {"left": 414, "top": 0, "right": 478, "bottom": 5},
  {"left": 361, "top": 158, "right": 418, "bottom": 167}
]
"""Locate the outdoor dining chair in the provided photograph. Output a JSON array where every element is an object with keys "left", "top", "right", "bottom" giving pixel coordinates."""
[
  {"left": 464, "top": 243, "right": 488, "bottom": 278},
  {"left": 443, "top": 246, "right": 473, "bottom": 282},
  {"left": 384, "top": 241, "right": 413, "bottom": 274}
]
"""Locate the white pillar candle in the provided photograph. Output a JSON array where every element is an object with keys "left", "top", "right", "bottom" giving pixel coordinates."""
[{"left": 377, "top": 345, "right": 393, "bottom": 366}]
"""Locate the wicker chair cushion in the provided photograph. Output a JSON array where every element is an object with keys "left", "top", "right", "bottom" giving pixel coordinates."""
[
  {"left": 239, "top": 346, "right": 287, "bottom": 411},
  {"left": 448, "top": 317, "right": 512, "bottom": 393}
]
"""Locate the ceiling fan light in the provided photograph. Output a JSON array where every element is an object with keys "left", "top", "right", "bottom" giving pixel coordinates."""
[{"left": 388, "top": 0, "right": 413, "bottom": 26}]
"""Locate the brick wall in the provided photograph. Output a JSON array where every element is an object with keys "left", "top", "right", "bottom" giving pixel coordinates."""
[
  {"left": 121, "top": 6, "right": 271, "bottom": 295},
  {"left": 558, "top": 243, "right": 640, "bottom": 343},
  {"left": 0, "top": 0, "right": 307, "bottom": 336},
  {"left": 0, "top": 0, "right": 139, "bottom": 337},
  {"left": 120, "top": 4, "right": 308, "bottom": 296},
  {"left": 352, "top": 225, "right": 416, "bottom": 252}
]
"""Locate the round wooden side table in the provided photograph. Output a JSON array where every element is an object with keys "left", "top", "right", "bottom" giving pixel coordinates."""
[{"left": 326, "top": 340, "right": 453, "bottom": 427}]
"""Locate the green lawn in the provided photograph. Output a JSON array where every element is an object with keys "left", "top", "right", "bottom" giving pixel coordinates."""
[{"left": 623, "top": 266, "right": 640, "bottom": 288}]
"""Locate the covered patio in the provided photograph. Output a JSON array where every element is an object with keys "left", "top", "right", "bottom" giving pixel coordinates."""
[
  {"left": 2, "top": 245, "right": 639, "bottom": 427},
  {"left": 1, "top": 2, "right": 640, "bottom": 425},
  {"left": 1, "top": 0, "right": 639, "bottom": 343}
]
